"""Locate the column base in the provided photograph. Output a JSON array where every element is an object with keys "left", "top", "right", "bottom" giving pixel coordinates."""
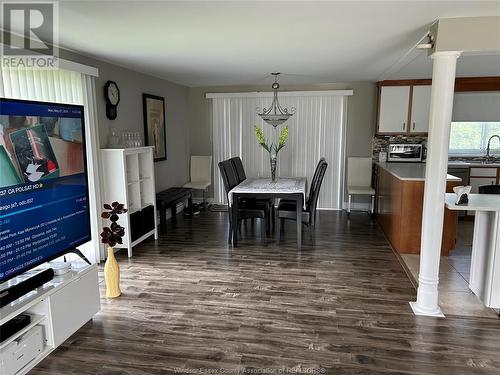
[{"left": 409, "top": 301, "right": 445, "bottom": 317}]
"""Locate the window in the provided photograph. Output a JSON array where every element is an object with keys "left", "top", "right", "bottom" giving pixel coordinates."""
[{"left": 449, "top": 122, "right": 500, "bottom": 156}]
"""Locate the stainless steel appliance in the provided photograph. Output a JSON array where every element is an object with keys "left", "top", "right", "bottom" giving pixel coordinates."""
[{"left": 387, "top": 144, "right": 423, "bottom": 162}]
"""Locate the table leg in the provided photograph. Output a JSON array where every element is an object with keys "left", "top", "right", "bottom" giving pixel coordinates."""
[
  {"left": 232, "top": 195, "right": 239, "bottom": 247},
  {"left": 159, "top": 206, "right": 167, "bottom": 235},
  {"left": 188, "top": 194, "right": 193, "bottom": 209},
  {"left": 171, "top": 205, "right": 177, "bottom": 223},
  {"left": 296, "top": 195, "right": 302, "bottom": 249}
]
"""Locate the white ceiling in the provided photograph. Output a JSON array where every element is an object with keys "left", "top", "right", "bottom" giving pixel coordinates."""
[{"left": 7, "top": 1, "right": 500, "bottom": 86}]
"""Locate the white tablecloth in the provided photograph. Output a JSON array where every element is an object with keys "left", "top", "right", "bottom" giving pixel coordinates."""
[{"left": 228, "top": 177, "right": 307, "bottom": 207}]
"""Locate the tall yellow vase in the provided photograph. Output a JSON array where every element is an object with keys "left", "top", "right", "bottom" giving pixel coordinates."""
[{"left": 104, "top": 247, "right": 121, "bottom": 298}]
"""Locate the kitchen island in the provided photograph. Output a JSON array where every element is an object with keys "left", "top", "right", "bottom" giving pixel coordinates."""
[
  {"left": 374, "top": 162, "right": 462, "bottom": 255},
  {"left": 445, "top": 193, "right": 500, "bottom": 308}
]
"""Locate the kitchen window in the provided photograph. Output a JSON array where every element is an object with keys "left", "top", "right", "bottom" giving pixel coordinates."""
[{"left": 449, "top": 122, "right": 500, "bottom": 156}]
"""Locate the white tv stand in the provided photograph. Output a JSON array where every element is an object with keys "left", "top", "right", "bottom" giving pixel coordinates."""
[{"left": 0, "top": 262, "right": 100, "bottom": 374}]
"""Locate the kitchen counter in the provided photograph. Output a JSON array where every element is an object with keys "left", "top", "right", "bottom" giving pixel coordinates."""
[
  {"left": 448, "top": 161, "right": 500, "bottom": 168},
  {"left": 376, "top": 162, "right": 462, "bottom": 182},
  {"left": 444, "top": 192, "right": 500, "bottom": 308},
  {"left": 445, "top": 193, "right": 500, "bottom": 212}
]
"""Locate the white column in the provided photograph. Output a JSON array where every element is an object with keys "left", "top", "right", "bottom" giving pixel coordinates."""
[{"left": 410, "top": 51, "right": 461, "bottom": 317}]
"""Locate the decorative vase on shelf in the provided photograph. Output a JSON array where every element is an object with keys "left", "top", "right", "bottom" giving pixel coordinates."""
[
  {"left": 104, "top": 247, "right": 121, "bottom": 298},
  {"left": 270, "top": 154, "right": 277, "bottom": 182}
]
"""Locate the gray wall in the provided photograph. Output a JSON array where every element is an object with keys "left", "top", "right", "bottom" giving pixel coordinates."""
[
  {"left": 59, "top": 49, "right": 191, "bottom": 192},
  {"left": 188, "top": 82, "right": 377, "bottom": 199}
]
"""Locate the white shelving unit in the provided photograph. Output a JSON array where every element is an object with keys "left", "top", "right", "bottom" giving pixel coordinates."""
[
  {"left": 0, "top": 263, "right": 100, "bottom": 375},
  {"left": 100, "top": 147, "right": 158, "bottom": 257}
]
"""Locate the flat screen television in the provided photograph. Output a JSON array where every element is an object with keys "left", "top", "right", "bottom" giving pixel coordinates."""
[{"left": 0, "top": 98, "right": 91, "bottom": 283}]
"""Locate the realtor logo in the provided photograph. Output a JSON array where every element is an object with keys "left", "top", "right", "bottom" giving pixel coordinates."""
[{"left": 1, "top": 1, "right": 58, "bottom": 68}]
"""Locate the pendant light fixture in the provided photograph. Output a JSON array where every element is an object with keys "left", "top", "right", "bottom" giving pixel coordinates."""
[{"left": 258, "top": 73, "right": 295, "bottom": 127}]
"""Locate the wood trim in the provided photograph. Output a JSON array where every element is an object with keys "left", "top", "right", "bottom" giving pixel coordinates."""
[
  {"left": 455, "top": 77, "right": 500, "bottom": 92},
  {"left": 378, "top": 77, "right": 500, "bottom": 92},
  {"left": 407, "top": 85, "right": 413, "bottom": 134},
  {"left": 375, "top": 85, "right": 382, "bottom": 134},
  {"left": 377, "top": 79, "right": 431, "bottom": 87}
]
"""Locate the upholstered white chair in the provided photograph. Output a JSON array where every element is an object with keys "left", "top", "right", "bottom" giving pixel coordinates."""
[
  {"left": 183, "top": 156, "right": 212, "bottom": 207},
  {"left": 347, "top": 157, "right": 375, "bottom": 216}
]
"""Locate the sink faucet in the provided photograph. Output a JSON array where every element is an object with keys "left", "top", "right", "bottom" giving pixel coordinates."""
[{"left": 486, "top": 135, "right": 500, "bottom": 162}]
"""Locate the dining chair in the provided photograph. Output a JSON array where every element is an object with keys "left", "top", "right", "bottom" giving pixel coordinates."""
[
  {"left": 230, "top": 155, "right": 275, "bottom": 222},
  {"left": 278, "top": 157, "right": 326, "bottom": 207},
  {"left": 276, "top": 160, "right": 328, "bottom": 241},
  {"left": 346, "top": 157, "right": 375, "bottom": 216},
  {"left": 183, "top": 155, "right": 212, "bottom": 208},
  {"left": 229, "top": 156, "right": 246, "bottom": 183},
  {"left": 218, "top": 160, "right": 270, "bottom": 243}
]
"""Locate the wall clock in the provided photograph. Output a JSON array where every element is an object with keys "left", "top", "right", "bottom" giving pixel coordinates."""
[{"left": 104, "top": 80, "right": 120, "bottom": 120}]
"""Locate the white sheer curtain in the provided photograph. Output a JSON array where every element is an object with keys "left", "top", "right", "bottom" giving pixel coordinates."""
[
  {"left": 211, "top": 91, "right": 351, "bottom": 209},
  {"left": 0, "top": 66, "right": 103, "bottom": 263}
]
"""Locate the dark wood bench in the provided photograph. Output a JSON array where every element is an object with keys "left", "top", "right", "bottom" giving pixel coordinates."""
[{"left": 156, "top": 187, "right": 193, "bottom": 234}]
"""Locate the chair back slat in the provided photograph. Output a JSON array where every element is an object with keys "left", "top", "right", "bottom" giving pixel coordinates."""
[
  {"left": 218, "top": 160, "right": 239, "bottom": 198},
  {"left": 230, "top": 156, "right": 246, "bottom": 183},
  {"left": 191, "top": 156, "right": 212, "bottom": 183},
  {"left": 307, "top": 161, "right": 328, "bottom": 217},
  {"left": 347, "top": 157, "right": 372, "bottom": 187},
  {"left": 310, "top": 157, "right": 326, "bottom": 193}
]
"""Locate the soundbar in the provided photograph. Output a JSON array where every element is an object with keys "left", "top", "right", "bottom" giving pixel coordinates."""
[
  {"left": 0, "top": 268, "right": 55, "bottom": 308},
  {"left": 0, "top": 314, "right": 31, "bottom": 342}
]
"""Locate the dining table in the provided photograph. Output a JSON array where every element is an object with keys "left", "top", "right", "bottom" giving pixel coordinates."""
[{"left": 228, "top": 177, "right": 307, "bottom": 248}]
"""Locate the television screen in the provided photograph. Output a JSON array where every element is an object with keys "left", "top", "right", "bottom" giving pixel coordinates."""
[{"left": 0, "top": 98, "right": 91, "bottom": 283}]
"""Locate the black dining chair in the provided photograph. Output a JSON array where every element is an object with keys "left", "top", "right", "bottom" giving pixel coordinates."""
[
  {"left": 218, "top": 160, "right": 270, "bottom": 243},
  {"left": 276, "top": 160, "right": 328, "bottom": 241},
  {"left": 230, "top": 155, "right": 275, "bottom": 219},
  {"left": 278, "top": 157, "right": 326, "bottom": 207},
  {"left": 229, "top": 156, "right": 246, "bottom": 183},
  {"left": 478, "top": 185, "right": 500, "bottom": 194}
]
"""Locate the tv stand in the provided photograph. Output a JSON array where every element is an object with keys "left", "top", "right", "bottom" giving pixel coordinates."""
[{"left": 0, "top": 262, "right": 100, "bottom": 375}]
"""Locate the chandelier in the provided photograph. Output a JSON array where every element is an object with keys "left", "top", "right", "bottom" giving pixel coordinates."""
[{"left": 258, "top": 73, "right": 295, "bottom": 127}]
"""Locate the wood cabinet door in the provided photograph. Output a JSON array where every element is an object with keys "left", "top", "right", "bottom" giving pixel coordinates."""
[
  {"left": 410, "top": 85, "right": 431, "bottom": 133},
  {"left": 378, "top": 86, "right": 410, "bottom": 133}
]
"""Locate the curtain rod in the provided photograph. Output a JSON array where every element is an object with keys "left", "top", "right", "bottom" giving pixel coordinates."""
[{"left": 205, "top": 90, "right": 353, "bottom": 99}]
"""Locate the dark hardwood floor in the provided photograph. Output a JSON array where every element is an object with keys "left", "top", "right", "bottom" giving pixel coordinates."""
[{"left": 32, "top": 210, "right": 500, "bottom": 374}]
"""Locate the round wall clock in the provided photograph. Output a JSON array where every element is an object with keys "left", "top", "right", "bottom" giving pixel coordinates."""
[{"left": 104, "top": 80, "right": 120, "bottom": 120}]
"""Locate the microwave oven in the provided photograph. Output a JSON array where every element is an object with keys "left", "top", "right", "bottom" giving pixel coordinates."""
[{"left": 387, "top": 144, "right": 423, "bottom": 162}]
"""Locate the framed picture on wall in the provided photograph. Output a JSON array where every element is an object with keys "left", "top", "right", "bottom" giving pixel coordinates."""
[{"left": 142, "top": 94, "right": 167, "bottom": 161}]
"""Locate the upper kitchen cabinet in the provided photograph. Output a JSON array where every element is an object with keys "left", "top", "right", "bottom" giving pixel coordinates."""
[
  {"left": 377, "top": 83, "right": 431, "bottom": 135},
  {"left": 410, "top": 85, "right": 432, "bottom": 133},
  {"left": 377, "top": 86, "right": 410, "bottom": 133}
]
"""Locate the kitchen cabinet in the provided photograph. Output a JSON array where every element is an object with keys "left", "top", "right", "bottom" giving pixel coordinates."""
[
  {"left": 378, "top": 86, "right": 410, "bottom": 133},
  {"left": 375, "top": 163, "right": 460, "bottom": 255},
  {"left": 410, "top": 85, "right": 432, "bottom": 133},
  {"left": 377, "top": 84, "right": 431, "bottom": 135}
]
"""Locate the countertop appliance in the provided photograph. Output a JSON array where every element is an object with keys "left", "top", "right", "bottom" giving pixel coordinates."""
[{"left": 388, "top": 143, "right": 423, "bottom": 162}]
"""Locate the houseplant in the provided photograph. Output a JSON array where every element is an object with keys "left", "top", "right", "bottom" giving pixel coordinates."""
[
  {"left": 254, "top": 125, "right": 289, "bottom": 181},
  {"left": 100, "top": 201, "right": 127, "bottom": 298}
]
